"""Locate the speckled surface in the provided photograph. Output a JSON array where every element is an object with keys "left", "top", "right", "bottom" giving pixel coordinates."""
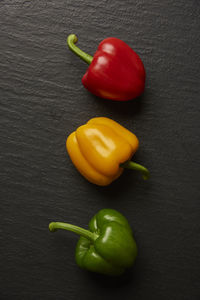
[{"left": 0, "top": 1, "right": 200, "bottom": 299}]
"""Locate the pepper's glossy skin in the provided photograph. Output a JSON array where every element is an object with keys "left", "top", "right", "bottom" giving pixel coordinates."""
[
  {"left": 49, "top": 209, "right": 138, "bottom": 276},
  {"left": 66, "top": 117, "right": 139, "bottom": 186},
  {"left": 82, "top": 37, "right": 146, "bottom": 101}
]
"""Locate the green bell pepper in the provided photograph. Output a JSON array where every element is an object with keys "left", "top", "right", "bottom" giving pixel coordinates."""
[{"left": 49, "top": 209, "right": 137, "bottom": 276}]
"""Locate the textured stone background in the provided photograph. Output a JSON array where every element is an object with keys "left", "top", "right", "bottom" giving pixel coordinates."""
[{"left": 0, "top": 1, "right": 199, "bottom": 299}]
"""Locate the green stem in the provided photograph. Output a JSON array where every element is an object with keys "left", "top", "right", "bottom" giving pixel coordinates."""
[
  {"left": 49, "top": 222, "right": 98, "bottom": 242},
  {"left": 121, "top": 161, "right": 150, "bottom": 180},
  {"left": 67, "top": 34, "right": 93, "bottom": 65}
]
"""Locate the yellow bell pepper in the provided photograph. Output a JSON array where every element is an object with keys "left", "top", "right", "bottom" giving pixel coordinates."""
[{"left": 66, "top": 117, "right": 149, "bottom": 186}]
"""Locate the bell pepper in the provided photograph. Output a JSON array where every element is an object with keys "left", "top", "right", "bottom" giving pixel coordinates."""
[
  {"left": 67, "top": 34, "right": 145, "bottom": 101},
  {"left": 66, "top": 117, "right": 149, "bottom": 186},
  {"left": 49, "top": 209, "right": 137, "bottom": 276}
]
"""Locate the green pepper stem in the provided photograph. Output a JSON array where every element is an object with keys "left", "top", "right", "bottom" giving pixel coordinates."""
[
  {"left": 121, "top": 161, "right": 150, "bottom": 180},
  {"left": 49, "top": 222, "right": 98, "bottom": 242},
  {"left": 67, "top": 34, "right": 93, "bottom": 65}
]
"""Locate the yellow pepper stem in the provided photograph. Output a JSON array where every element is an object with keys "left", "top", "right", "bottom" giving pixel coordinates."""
[{"left": 121, "top": 161, "right": 150, "bottom": 180}]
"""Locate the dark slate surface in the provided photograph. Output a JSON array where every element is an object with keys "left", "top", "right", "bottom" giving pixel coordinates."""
[{"left": 0, "top": 1, "right": 200, "bottom": 299}]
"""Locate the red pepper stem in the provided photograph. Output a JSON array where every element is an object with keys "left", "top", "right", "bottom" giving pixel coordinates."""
[
  {"left": 121, "top": 161, "right": 150, "bottom": 180},
  {"left": 67, "top": 34, "right": 93, "bottom": 65},
  {"left": 49, "top": 222, "right": 98, "bottom": 242}
]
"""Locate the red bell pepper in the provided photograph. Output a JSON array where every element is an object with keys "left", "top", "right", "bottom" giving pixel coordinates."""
[{"left": 67, "top": 34, "right": 145, "bottom": 101}]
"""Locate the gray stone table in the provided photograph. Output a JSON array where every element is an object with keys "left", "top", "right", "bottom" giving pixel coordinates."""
[{"left": 0, "top": 1, "right": 199, "bottom": 299}]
